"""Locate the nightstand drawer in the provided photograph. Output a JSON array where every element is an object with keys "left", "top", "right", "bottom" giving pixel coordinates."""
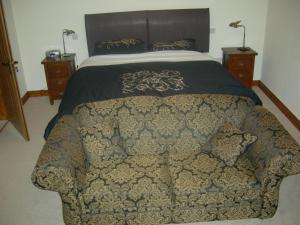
[
  {"left": 46, "top": 63, "right": 70, "bottom": 78},
  {"left": 230, "top": 69, "right": 251, "bottom": 80},
  {"left": 229, "top": 57, "right": 252, "bottom": 70},
  {"left": 48, "top": 78, "right": 69, "bottom": 90}
]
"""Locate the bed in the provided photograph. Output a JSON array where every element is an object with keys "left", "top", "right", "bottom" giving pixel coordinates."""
[{"left": 44, "top": 8, "right": 261, "bottom": 138}]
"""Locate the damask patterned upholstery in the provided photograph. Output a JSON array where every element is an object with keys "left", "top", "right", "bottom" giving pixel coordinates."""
[
  {"left": 82, "top": 155, "right": 172, "bottom": 214},
  {"left": 169, "top": 152, "right": 262, "bottom": 222},
  {"left": 202, "top": 123, "right": 257, "bottom": 166},
  {"left": 32, "top": 94, "right": 300, "bottom": 225}
]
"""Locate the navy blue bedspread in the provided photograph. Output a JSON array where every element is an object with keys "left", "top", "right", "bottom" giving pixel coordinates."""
[{"left": 44, "top": 60, "right": 261, "bottom": 139}]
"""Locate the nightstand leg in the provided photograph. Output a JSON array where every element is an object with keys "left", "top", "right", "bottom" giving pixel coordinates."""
[{"left": 50, "top": 98, "right": 54, "bottom": 105}]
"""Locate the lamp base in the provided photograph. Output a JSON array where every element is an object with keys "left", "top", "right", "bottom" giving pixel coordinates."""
[{"left": 238, "top": 47, "right": 251, "bottom": 52}]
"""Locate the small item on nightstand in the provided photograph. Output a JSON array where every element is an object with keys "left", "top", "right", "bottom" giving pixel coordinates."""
[
  {"left": 41, "top": 53, "right": 76, "bottom": 105},
  {"left": 222, "top": 47, "right": 257, "bottom": 88},
  {"left": 45, "top": 49, "right": 61, "bottom": 59}
]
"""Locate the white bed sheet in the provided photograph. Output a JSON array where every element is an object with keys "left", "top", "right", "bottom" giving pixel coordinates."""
[{"left": 79, "top": 50, "right": 218, "bottom": 69}]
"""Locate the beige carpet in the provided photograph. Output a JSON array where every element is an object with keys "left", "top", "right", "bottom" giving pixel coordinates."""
[{"left": 0, "top": 87, "right": 299, "bottom": 225}]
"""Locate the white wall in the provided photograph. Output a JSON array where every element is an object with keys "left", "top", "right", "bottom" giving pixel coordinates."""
[
  {"left": 262, "top": 0, "right": 300, "bottom": 119},
  {"left": 2, "top": 0, "right": 27, "bottom": 96},
  {"left": 10, "top": 0, "right": 269, "bottom": 91}
]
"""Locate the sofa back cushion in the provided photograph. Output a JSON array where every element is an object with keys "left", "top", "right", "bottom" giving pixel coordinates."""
[{"left": 74, "top": 94, "right": 255, "bottom": 164}]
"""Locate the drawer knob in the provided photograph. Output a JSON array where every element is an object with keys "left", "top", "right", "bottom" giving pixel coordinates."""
[
  {"left": 239, "top": 63, "right": 245, "bottom": 66},
  {"left": 57, "top": 81, "right": 63, "bottom": 85},
  {"left": 238, "top": 73, "right": 244, "bottom": 78},
  {"left": 59, "top": 92, "right": 63, "bottom": 96},
  {"left": 55, "top": 69, "right": 61, "bottom": 74}
]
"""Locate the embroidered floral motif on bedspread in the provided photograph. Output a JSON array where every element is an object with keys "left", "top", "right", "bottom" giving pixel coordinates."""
[
  {"left": 96, "top": 38, "right": 143, "bottom": 49},
  {"left": 121, "top": 70, "right": 188, "bottom": 93},
  {"left": 150, "top": 39, "right": 196, "bottom": 51}
]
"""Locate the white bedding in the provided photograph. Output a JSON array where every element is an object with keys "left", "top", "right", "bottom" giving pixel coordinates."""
[{"left": 79, "top": 50, "right": 218, "bottom": 68}]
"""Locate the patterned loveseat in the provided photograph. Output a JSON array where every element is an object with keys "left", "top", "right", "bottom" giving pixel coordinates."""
[{"left": 32, "top": 94, "right": 300, "bottom": 225}]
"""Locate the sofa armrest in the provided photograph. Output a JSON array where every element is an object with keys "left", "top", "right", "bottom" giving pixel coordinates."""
[
  {"left": 243, "top": 106, "right": 300, "bottom": 217},
  {"left": 31, "top": 115, "right": 86, "bottom": 194},
  {"left": 243, "top": 106, "right": 300, "bottom": 181}
]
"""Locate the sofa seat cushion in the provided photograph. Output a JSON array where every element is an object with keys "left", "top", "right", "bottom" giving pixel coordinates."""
[
  {"left": 169, "top": 152, "right": 261, "bottom": 208},
  {"left": 82, "top": 154, "right": 172, "bottom": 214}
]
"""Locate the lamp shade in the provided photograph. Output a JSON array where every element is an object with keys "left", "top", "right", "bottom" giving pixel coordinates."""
[
  {"left": 63, "top": 29, "right": 75, "bottom": 36},
  {"left": 229, "top": 20, "right": 241, "bottom": 28}
]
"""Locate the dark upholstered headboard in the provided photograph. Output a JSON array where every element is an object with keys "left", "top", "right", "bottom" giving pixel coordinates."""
[{"left": 85, "top": 8, "right": 209, "bottom": 56}]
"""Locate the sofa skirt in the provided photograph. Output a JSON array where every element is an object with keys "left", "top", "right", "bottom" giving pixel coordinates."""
[
  {"left": 173, "top": 200, "right": 262, "bottom": 223},
  {"left": 81, "top": 208, "right": 173, "bottom": 225},
  {"left": 62, "top": 200, "right": 262, "bottom": 225}
]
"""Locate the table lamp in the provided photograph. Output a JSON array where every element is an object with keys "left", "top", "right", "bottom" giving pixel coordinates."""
[
  {"left": 62, "top": 29, "right": 75, "bottom": 57},
  {"left": 229, "top": 20, "right": 250, "bottom": 52}
]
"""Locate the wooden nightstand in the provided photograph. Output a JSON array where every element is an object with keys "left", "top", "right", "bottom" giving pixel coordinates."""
[
  {"left": 222, "top": 47, "right": 257, "bottom": 88},
  {"left": 42, "top": 54, "right": 76, "bottom": 105}
]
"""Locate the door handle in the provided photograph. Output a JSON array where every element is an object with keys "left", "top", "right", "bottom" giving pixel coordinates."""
[
  {"left": 1, "top": 62, "right": 9, "bottom": 66},
  {"left": 1, "top": 61, "right": 18, "bottom": 73},
  {"left": 1, "top": 61, "right": 18, "bottom": 66}
]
